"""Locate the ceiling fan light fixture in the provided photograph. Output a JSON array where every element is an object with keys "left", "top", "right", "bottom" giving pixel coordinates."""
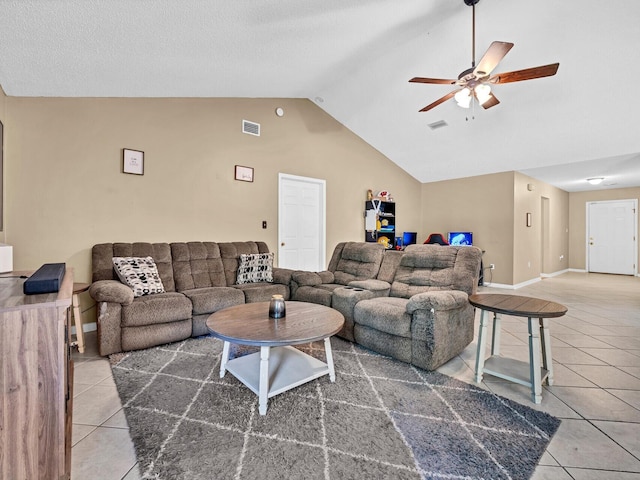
[
  {"left": 475, "top": 84, "right": 492, "bottom": 105},
  {"left": 454, "top": 88, "right": 472, "bottom": 108},
  {"left": 587, "top": 177, "right": 604, "bottom": 185}
]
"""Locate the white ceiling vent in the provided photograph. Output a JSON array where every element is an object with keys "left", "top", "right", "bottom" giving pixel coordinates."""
[
  {"left": 428, "top": 120, "right": 448, "bottom": 130},
  {"left": 242, "top": 119, "right": 261, "bottom": 136}
]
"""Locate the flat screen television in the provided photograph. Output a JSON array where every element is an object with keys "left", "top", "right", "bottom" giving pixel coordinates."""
[{"left": 448, "top": 231, "right": 473, "bottom": 246}]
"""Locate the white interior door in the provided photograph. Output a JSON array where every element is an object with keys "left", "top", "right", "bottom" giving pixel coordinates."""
[
  {"left": 587, "top": 199, "right": 637, "bottom": 275},
  {"left": 278, "top": 174, "right": 326, "bottom": 271}
]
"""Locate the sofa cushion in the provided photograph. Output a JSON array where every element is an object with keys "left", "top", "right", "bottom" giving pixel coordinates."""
[
  {"left": 236, "top": 252, "right": 274, "bottom": 284},
  {"left": 93, "top": 243, "right": 176, "bottom": 292},
  {"left": 354, "top": 297, "right": 412, "bottom": 338},
  {"left": 171, "top": 242, "right": 226, "bottom": 291},
  {"left": 391, "top": 245, "right": 481, "bottom": 298},
  {"left": 112, "top": 256, "right": 166, "bottom": 297},
  {"left": 292, "top": 285, "right": 341, "bottom": 306},
  {"left": 219, "top": 241, "right": 270, "bottom": 286},
  {"left": 181, "top": 287, "right": 245, "bottom": 315},
  {"left": 121, "top": 292, "right": 192, "bottom": 327},
  {"left": 333, "top": 242, "right": 384, "bottom": 285},
  {"left": 234, "top": 282, "right": 289, "bottom": 303}
]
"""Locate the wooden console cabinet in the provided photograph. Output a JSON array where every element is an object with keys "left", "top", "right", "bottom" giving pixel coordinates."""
[{"left": 1, "top": 270, "right": 74, "bottom": 480}]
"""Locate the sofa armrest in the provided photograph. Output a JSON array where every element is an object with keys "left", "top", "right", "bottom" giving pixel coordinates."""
[
  {"left": 406, "top": 290, "right": 468, "bottom": 314},
  {"left": 272, "top": 267, "right": 294, "bottom": 285},
  {"left": 89, "top": 280, "right": 134, "bottom": 306},
  {"left": 348, "top": 279, "right": 391, "bottom": 297},
  {"left": 291, "top": 270, "right": 335, "bottom": 286}
]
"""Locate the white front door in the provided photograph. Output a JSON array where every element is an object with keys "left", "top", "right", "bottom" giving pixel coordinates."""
[
  {"left": 278, "top": 174, "right": 326, "bottom": 271},
  {"left": 587, "top": 199, "right": 637, "bottom": 275}
]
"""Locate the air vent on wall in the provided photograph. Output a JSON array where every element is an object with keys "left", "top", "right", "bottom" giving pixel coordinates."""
[
  {"left": 428, "top": 120, "right": 448, "bottom": 130},
  {"left": 242, "top": 119, "right": 261, "bottom": 136}
]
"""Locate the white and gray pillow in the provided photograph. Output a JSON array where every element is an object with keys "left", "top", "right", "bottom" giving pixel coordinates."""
[
  {"left": 112, "top": 256, "right": 165, "bottom": 297},
  {"left": 236, "top": 253, "right": 274, "bottom": 284}
]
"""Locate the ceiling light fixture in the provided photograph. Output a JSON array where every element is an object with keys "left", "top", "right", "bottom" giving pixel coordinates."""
[
  {"left": 454, "top": 88, "right": 472, "bottom": 108},
  {"left": 587, "top": 177, "right": 604, "bottom": 185},
  {"left": 454, "top": 84, "right": 492, "bottom": 109},
  {"left": 474, "top": 84, "right": 492, "bottom": 105}
]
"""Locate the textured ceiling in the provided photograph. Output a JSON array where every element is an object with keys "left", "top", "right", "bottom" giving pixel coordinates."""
[{"left": 1, "top": 0, "right": 639, "bottom": 192}]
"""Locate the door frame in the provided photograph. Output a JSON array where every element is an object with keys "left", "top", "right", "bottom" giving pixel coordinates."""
[
  {"left": 585, "top": 199, "right": 638, "bottom": 275},
  {"left": 278, "top": 173, "right": 326, "bottom": 271}
]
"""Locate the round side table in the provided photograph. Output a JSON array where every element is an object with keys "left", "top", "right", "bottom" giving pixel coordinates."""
[{"left": 470, "top": 293, "right": 567, "bottom": 404}]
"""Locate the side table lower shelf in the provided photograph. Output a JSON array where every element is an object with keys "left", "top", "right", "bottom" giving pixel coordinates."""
[{"left": 480, "top": 356, "right": 549, "bottom": 389}]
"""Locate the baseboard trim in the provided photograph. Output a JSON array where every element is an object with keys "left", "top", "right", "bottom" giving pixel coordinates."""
[
  {"left": 541, "top": 269, "right": 570, "bottom": 278},
  {"left": 569, "top": 268, "right": 587, "bottom": 273},
  {"left": 482, "top": 276, "right": 542, "bottom": 290}
]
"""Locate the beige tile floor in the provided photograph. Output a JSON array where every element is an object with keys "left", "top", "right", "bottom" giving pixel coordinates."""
[{"left": 71, "top": 271, "right": 640, "bottom": 479}]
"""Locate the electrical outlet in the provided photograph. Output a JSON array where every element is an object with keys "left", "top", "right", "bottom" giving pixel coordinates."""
[{"left": 489, "top": 264, "right": 495, "bottom": 270}]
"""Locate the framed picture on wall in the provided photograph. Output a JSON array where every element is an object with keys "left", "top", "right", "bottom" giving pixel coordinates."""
[
  {"left": 234, "top": 165, "right": 254, "bottom": 182},
  {"left": 123, "top": 148, "right": 144, "bottom": 175}
]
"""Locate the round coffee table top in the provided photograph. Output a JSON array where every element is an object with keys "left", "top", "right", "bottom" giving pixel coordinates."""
[
  {"left": 207, "top": 301, "right": 345, "bottom": 347},
  {"left": 469, "top": 293, "right": 567, "bottom": 318}
]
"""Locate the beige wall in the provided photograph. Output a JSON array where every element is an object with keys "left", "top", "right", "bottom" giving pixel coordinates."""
[
  {"left": 421, "top": 172, "right": 515, "bottom": 285},
  {"left": 569, "top": 187, "right": 640, "bottom": 274},
  {"left": 4, "top": 96, "right": 422, "bottom": 283},
  {"left": 422, "top": 171, "right": 570, "bottom": 286},
  {"left": 513, "top": 172, "right": 569, "bottom": 284}
]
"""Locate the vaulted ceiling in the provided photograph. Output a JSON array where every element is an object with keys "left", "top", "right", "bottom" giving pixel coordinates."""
[{"left": 1, "top": 0, "right": 639, "bottom": 191}]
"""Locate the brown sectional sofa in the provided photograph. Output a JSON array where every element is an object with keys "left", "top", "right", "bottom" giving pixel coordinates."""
[
  {"left": 90, "top": 241, "right": 292, "bottom": 355},
  {"left": 89, "top": 239, "right": 482, "bottom": 372}
]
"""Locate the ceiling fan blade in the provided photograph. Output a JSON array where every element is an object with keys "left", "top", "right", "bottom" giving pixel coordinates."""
[
  {"left": 481, "top": 93, "right": 500, "bottom": 109},
  {"left": 419, "top": 90, "right": 459, "bottom": 112},
  {"left": 473, "top": 41, "right": 514, "bottom": 77},
  {"left": 409, "top": 77, "right": 457, "bottom": 85},
  {"left": 489, "top": 63, "right": 559, "bottom": 84}
]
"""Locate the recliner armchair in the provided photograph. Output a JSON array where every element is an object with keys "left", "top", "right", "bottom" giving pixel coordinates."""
[
  {"left": 352, "top": 244, "right": 482, "bottom": 370},
  {"left": 290, "top": 241, "right": 385, "bottom": 306}
]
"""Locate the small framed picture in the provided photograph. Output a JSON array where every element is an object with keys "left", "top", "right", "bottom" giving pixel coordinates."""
[
  {"left": 123, "top": 148, "right": 144, "bottom": 175},
  {"left": 234, "top": 165, "right": 254, "bottom": 182}
]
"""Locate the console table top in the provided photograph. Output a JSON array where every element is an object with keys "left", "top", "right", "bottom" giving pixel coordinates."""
[{"left": 0, "top": 270, "right": 73, "bottom": 311}]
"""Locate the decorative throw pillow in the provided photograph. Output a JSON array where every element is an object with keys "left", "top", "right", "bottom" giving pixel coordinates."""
[
  {"left": 236, "top": 252, "right": 274, "bottom": 284},
  {"left": 112, "top": 256, "right": 165, "bottom": 297}
]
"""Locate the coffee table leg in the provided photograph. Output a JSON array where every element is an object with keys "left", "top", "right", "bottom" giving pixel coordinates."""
[
  {"left": 475, "top": 309, "right": 489, "bottom": 383},
  {"left": 259, "top": 346, "right": 270, "bottom": 415},
  {"left": 219, "top": 341, "right": 230, "bottom": 378},
  {"left": 540, "top": 317, "right": 554, "bottom": 386},
  {"left": 324, "top": 337, "right": 336, "bottom": 382},
  {"left": 528, "top": 317, "right": 543, "bottom": 404}
]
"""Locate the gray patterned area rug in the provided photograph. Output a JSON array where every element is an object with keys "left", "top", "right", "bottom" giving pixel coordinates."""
[{"left": 110, "top": 335, "right": 560, "bottom": 480}]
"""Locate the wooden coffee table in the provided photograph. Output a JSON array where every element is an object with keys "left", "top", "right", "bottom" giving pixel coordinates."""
[
  {"left": 470, "top": 293, "right": 568, "bottom": 404},
  {"left": 207, "top": 301, "right": 344, "bottom": 415}
]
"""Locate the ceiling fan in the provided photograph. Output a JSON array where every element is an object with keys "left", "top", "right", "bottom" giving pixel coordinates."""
[{"left": 409, "top": 0, "right": 559, "bottom": 112}]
